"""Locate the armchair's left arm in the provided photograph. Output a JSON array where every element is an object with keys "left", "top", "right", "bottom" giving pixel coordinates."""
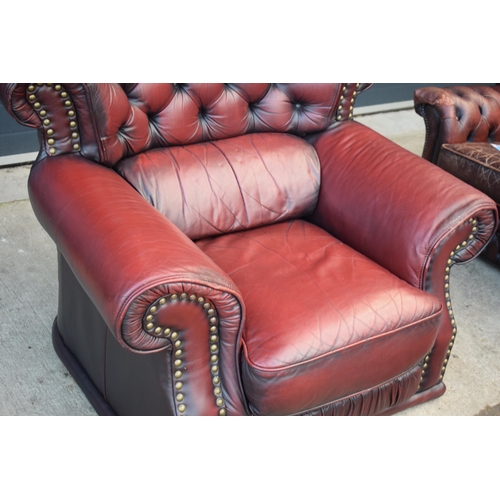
[{"left": 307, "top": 120, "right": 498, "bottom": 394}]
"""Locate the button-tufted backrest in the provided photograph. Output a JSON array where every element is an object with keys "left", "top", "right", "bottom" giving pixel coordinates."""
[
  {"left": 85, "top": 83, "right": 368, "bottom": 167},
  {"left": 0, "top": 83, "right": 371, "bottom": 167}
]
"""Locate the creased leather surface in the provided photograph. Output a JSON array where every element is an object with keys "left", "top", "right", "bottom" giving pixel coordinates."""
[
  {"left": 308, "top": 120, "right": 498, "bottom": 289},
  {"left": 197, "top": 220, "right": 441, "bottom": 416},
  {"left": 438, "top": 143, "right": 500, "bottom": 204},
  {"left": 117, "top": 133, "right": 320, "bottom": 240}
]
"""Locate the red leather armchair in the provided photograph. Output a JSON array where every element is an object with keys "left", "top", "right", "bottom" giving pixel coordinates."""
[
  {"left": 415, "top": 85, "right": 500, "bottom": 262},
  {"left": 2, "top": 83, "right": 497, "bottom": 416}
]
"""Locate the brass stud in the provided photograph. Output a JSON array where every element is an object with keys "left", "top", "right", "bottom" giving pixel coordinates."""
[
  {"left": 39, "top": 110, "right": 47, "bottom": 117},
  {"left": 423, "top": 363, "right": 428, "bottom": 369},
  {"left": 175, "top": 349, "right": 182, "bottom": 357},
  {"left": 440, "top": 375, "right": 443, "bottom": 380},
  {"left": 73, "top": 144, "right": 80, "bottom": 151},
  {"left": 445, "top": 275, "right": 449, "bottom": 281},
  {"left": 210, "top": 335, "right": 218, "bottom": 342},
  {"left": 461, "top": 241, "right": 467, "bottom": 247},
  {"left": 337, "top": 115, "right": 342, "bottom": 121},
  {"left": 155, "top": 327, "right": 162, "bottom": 334},
  {"left": 455, "top": 245, "right": 461, "bottom": 251},
  {"left": 210, "top": 317, "right": 217, "bottom": 324},
  {"left": 170, "top": 294, "right": 178, "bottom": 300},
  {"left": 47, "top": 138, "right": 55, "bottom": 145},
  {"left": 445, "top": 292, "right": 450, "bottom": 299},
  {"left": 46, "top": 128, "right": 54, "bottom": 136},
  {"left": 64, "top": 100, "right": 72, "bottom": 107},
  {"left": 468, "top": 235, "right": 474, "bottom": 240},
  {"left": 425, "top": 356, "right": 430, "bottom": 362},
  {"left": 37, "top": 83, "right": 43, "bottom": 87},
  {"left": 348, "top": 113, "right": 353, "bottom": 119},
  {"left": 211, "top": 365, "right": 218, "bottom": 373},
  {"left": 150, "top": 306, "right": 157, "bottom": 313},
  {"left": 178, "top": 404, "right": 186, "bottom": 413},
  {"left": 34, "top": 102, "right": 41, "bottom": 109},
  {"left": 171, "top": 331, "right": 179, "bottom": 340},
  {"left": 342, "top": 86, "right": 347, "bottom": 91},
  {"left": 449, "top": 342, "right": 454, "bottom": 348},
  {"left": 159, "top": 297, "right": 166, "bottom": 305},
  {"left": 70, "top": 121, "right": 76, "bottom": 128},
  {"left": 43, "top": 118, "right": 50, "bottom": 126},
  {"left": 174, "top": 359, "right": 182, "bottom": 367},
  {"left": 338, "top": 105, "right": 343, "bottom": 110},
  {"left": 441, "top": 367, "right": 446, "bottom": 373},
  {"left": 174, "top": 370, "right": 182, "bottom": 379},
  {"left": 180, "top": 293, "right": 187, "bottom": 299},
  {"left": 146, "top": 315, "right": 153, "bottom": 321},
  {"left": 55, "top": 85, "right": 62, "bottom": 91},
  {"left": 445, "top": 267, "right": 450, "bottom": 273},
  {"left": 49, "top": 147, "right": 56, "bottom": 155},
  {"left": 203, "top": 303, "right": 210, "bottom": 309},
  {"left": 447, "top": 259, "right": 452, "bottom": 265},
  {"left": 210, "top": 326, "right": 217, "bottom": 333},
  {"left": 447, "top": 349, "right": 451, "bottom": 355},
  {"left": 210, "top": 344, "right": 217, "bottom": 352},
  {"left": 356, "top": 83, "right": 360, "bottom": 88},
  {"left": 146, "top": 322, "right": 154, "bottom": 330},
  {"left": 198, "top": 297, "right": 204, "bottom": 303},
  {"left": 445, "top": 283, "right": 449, "bottom": 290},
  {"left": 61, "top": 91, "right": 68, "bottom": 98},
  {"left": 189, "top": 294, "right": 196, "bottom": 300},
  {"left": 214, "top": 387, "right": 222, "bottom": 395},
  {"left": 28, "top": 94, "right": 36, "bottom": 101},
  {"left": 218, "top": 408, "right": 227, "bottom": 416},
  {"left": 28, "top": 85, "right": 35, "bottom": 92},
  {"left": 211, "top": 355, "right": 218, "bottom": 363},
  {"left": 472, "top": 227, "right": 478, "bottom": 232},
  {"left": 164, "top": 328, "right": 171, "bottom": 336},
  {"left": 444, "top": 359, "right": 448, "bottom": 365},
  {"left": 174, "top": 340, "right": 181, "bottom": 348},
  {"left": 450, "top": 251, "right": 455, "bottom": 257},
  {"left": 68, "top": 110, "right": 75, "bottom": 117},
  {"left": 216, "top": 398, "right": 224, "bottom": 407},
  {"left": 208, "top": 309, "right": 215, "bottom": 315},
  {"left": 447, "top": 301, "right": 451, "bottom": 308},
  {"left": 213, "top": 376, "right": 220, "bottom": 384},
  {"left": 176, "top": 393, "right": 184, "bottom": 402},
  {"left": 175, "top": 382, "right": 183, "bottom": 390},
  {"left": 451, "top": 319, "right": 455, "bottom": 325}
]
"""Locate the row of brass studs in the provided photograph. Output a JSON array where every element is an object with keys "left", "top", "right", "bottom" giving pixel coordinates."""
[
  {"left": 417, "top": 354, "right": 431, "bottom": 390},
  {"left": 26, "top": 83, "right": 81, "bottom": 156},
  {"left": 336, "top": 83, "right": 360, "bottom": 121},
  {"left": 144, "top": 292, "right": 227, "bottom": 416},
  {"left": 440, "top": 218, "right": 478, "bottom": 381}
]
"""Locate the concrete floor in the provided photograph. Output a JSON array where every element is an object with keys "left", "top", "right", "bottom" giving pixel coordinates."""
[{"left": 1, "top": 109, "right": 499, "bottom": 416}]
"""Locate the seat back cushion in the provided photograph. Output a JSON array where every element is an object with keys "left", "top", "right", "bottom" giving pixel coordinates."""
[{"left": 116, "top": 133, "right": 321, "bottom": 240}]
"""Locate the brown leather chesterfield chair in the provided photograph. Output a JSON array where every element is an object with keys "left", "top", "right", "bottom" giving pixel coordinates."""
[
  {"left": 415, "top": 85, "right": 500, "bottom": 263},
  {"left": 1, "top": 83, "right": 497, "bottom": 416}
]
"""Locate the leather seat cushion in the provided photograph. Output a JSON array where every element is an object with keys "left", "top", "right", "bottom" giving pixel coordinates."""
[
  {"left": 438, "top": 143, "right": 500, "bottom": 204},
  {"left": 197, "top": 220, "right": 442, "bottom": 416},
  {"left": 116, "top": 133, "right": 320, "bottom": 240}
]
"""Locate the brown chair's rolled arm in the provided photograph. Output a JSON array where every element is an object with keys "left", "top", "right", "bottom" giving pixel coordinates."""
[{"left": 414, "top": 85, "right": 500, "bottom": 164}]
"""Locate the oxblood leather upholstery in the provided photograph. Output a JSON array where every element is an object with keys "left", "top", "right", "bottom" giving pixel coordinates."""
[
  {"left": 414, "top": 85, "right": 500, "bottom": 263},
  {"left": 2, "top": 83, "right": 498, "bottom": 416}
]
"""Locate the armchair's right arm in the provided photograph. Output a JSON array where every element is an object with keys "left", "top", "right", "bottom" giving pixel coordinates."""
[{"left": 414, "top": 85, "right": 500, "bottom": 163}]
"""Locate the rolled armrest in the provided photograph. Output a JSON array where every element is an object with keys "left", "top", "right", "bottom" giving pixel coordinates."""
[
  {"left": 308, "top": 121, "right": 498, "bottom": 391},
  {"left": 28, "top": 155, "right": 247, "bottom": 414},
  {"left": 308, "top": 121, "right": 498, "bottom": 290},
  {"left": 414, "top": 85, "right": 500, "bottom": 163}
]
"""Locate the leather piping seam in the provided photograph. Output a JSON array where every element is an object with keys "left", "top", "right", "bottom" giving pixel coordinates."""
[{"left": 242, "top": 307, "right": 442, "bottom": 372}]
